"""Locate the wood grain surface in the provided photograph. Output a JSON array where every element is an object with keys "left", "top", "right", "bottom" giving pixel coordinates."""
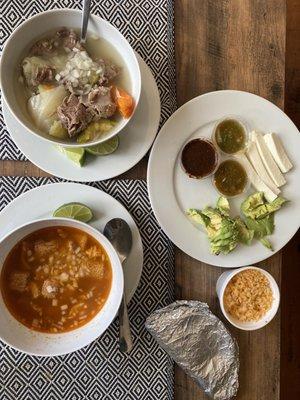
[
  {"left": 281, "top": 0, "right": 300, "bottom": 398},
  {"left": 0, "top": 1, "right": 299, "bottom": 399},
  {"left": 174, "top": 1, "right": 285, "bottom": 399}
]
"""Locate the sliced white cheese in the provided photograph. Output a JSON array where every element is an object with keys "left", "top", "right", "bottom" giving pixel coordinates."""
[
  {"left": 246, "top": 141, "right": 280, "bottom": 195},
  {"left": 264, "top": 133, "right": 293, "bottom": 173},
  {"left": 251, "top": 130, "right": 286, "bottom": 187},
  {"left": 236, "top": 154, "right": 278, "bottom": 202}
]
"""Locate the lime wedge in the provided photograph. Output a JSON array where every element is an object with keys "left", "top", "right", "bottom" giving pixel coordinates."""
[
  {"left": 57, "top": 146, "right": 86, "bottom": 166},
  {"left": 85, "top": 135, "right": 119, "bottom": 156},
  {"left": 53, "top": 203, "right": 93, "bottom": 222}
]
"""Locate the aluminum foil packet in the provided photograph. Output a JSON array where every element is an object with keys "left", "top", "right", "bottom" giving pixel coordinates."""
[{"left": 145, "top": 300, "right": 239, "bottom": 399}]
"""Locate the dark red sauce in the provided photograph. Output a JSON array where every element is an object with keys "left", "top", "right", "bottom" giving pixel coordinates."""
[{"left": 181, "top": 138, "right": 218, "bottom": 178}]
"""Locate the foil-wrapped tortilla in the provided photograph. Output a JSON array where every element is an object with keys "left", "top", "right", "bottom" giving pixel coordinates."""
[{"left": 145, "top": 301, "right": 239, "bottom": 399}]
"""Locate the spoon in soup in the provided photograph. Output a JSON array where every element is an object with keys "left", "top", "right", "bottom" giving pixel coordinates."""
[
  {"left": 104, "top": 218, "right": 133, "bottom": 353},
  {"left": 80, "top": 0, "right": 92, "bottom": 43}
]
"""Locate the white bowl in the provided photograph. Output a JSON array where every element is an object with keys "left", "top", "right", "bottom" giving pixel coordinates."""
[
  {"left": 216, "top": 266, "right": 280, "bottom": 331},
  {"left": 0, "top": 9, "right": 141, "bottom": 148},
  {"left": 0, "top": 218, "right": 124, "bottom": 356}
]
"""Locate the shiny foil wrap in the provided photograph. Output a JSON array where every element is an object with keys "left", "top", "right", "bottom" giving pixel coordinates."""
[{"left": 145, "top": 301, "right": 239, "bottom": 399}]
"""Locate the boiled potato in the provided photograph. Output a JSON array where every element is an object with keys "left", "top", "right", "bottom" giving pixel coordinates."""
[{"left": 28, "top": 86, "right": 67, "bottom": 131}]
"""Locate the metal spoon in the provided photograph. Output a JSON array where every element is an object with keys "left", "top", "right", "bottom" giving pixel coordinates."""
[
  {"left": 80, "top": 0, "right": 92, "bottom": 43},
  {"left": 104, "top": 218, "right": 133, "bottom": 353}
]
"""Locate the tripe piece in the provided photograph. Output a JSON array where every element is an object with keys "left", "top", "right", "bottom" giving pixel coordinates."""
[
  {"left": 264, "top": 133, "right": 293, "bottom": 173},
  {"left": 246, "top": 141, "right": 280, "bottom": 195},
  {"left": 236, "top": 154, "right": 278, "bottom": 202},
  {"left": 251, "top": 131, "right": 286, "bottom": 187}
]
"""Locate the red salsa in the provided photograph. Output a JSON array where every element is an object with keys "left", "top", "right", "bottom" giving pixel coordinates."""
[{"left": 181, "top": 138, "right": 218, "bottom": 179}]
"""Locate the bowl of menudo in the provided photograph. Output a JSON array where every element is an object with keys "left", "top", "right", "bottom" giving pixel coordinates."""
[{"left": 0, "top": 218, "right": 124, "bottom": 356}]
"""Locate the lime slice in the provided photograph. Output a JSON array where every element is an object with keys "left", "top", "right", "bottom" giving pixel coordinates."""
[
  {"left": 53, "top": 203, "right": 93, "bottom": 222},
  {"left": 57, "top": 146, "right": 86, "bottom": 166},
  {"left": 85, "top": 135, "right": 119, "bottom": 156}
]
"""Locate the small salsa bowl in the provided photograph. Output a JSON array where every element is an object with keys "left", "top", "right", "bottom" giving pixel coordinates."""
[
  {"left": 180, "top": 137, "right": 220, "bottom": 180},
  {"left": 0, "top": 9, "right": 141, "bottom": 148},
  {"left": 212, "top": 115, "right": 250, "bottom": 156},
  {"left": 212, "top": 156, "right": 250, "bottom": 198},
  {"left": 0, "top": 218, "right": 124, "bottom": 356}
]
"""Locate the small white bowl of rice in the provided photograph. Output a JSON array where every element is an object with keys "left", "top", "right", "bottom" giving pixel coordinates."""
[{"left": 216, "top": 266, "right": 280, "bottom": 331}]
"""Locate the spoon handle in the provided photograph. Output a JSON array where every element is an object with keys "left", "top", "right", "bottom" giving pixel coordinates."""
[
  {"left": 118, "top": 292, "right": 133, "bottom": 353},
  {"left": 81, "top": 0, "right": 92, "bottom": 43}
]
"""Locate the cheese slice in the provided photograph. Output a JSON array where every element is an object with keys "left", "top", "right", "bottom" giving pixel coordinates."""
[
  {"left": 236, "top": 154, "right": 278, "bottom": 202},
  {"left": 246, "top": 141, "right": 280, "bottom": 195},
  {"left": 251, "top": 130, "right": 286, "bottom": 187},
  {"left": 264, "top": 133, "right": 293, "bottom": 173}
]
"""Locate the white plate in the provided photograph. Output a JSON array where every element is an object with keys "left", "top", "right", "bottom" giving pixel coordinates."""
[
  {"left": 0, "top": 182, "right": 143, "bottom": 301},
  {"left": 2, "top": 54, "right": 160, "bottom": 182},
  {"left": 148, "top": 90, "right": 300, "bottom": 268}
]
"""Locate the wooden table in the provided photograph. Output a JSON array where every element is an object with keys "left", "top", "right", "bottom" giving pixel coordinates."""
[{"left": 1, "top": 1, "right": 299, "bottom": 399}]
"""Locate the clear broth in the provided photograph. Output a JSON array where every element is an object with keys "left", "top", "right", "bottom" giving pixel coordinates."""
[{"left": 14, "top": 29, "right": 131, "bottom": 136}]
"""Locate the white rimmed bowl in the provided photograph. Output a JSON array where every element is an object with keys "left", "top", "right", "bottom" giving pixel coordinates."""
[
  {"left": 216, "top": 266, "right": 280, "bottom": 330},
  {"left": 0, "top": 9, "right": 141, "bottom": 148},
  {"left": 0, "top": 218, "right": 124, "bottom": 356}
]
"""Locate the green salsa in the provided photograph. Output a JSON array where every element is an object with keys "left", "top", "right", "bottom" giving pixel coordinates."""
[
  {"left": 214, "top": 159, "right": 248, "bottom": 197},
  {"left": 215, "top": 118, "right": 246, "bottom": 154}
]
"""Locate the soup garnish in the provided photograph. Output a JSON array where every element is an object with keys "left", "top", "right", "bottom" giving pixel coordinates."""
[
  {"left": 0, "top": 226, "right": 112, "bottom": 333},
  {"left": 19, "top": 28, "right": 134, "bottom": 143}
]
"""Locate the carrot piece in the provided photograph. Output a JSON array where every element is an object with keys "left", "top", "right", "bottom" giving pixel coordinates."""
[
  {"left": 39, "top": 83, "right": 56, "bottom": 91},
  {"left": 112, "top": 87, "right": 134, "bottom": 118}
]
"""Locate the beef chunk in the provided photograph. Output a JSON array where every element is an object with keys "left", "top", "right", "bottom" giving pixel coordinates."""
[
  {"left": 30, "top": 28, "right": 83, "bottom": 57},
  {"left": 22, "top": 57, "right": 56, "bottom": 88},
  {"left": 97, "top": 59, "right": 119, "bottom": 85},
  {"left": 35, "top": 66, "right": 55, "bottom": 85},
  {"left": 57, "top": 94, "right": 94, "bottom": 137},
  {"left": 80, "top": 87, "right": 116, "bottom": 119},
  {"left": 30, "top": 38, "right": 56, "bottom": 56},
  {"left": 34, "top": 240, "right": 58, "bottom": 257},
  {"left": 41, "top": 279, "right": 59, "bottom": 299},
  {"left": 86, "top": 246, "right": 103, "bottom": 258},
  {"left": 87, "top": 260, "right": 104, "bottom": 280},
  {"left": 9, "top": 272, "right": 29, "bottom": 292},
  {"left": 29, "top": 282, "right": 40, "bottom": 299},
  {"left": 73, "top": 233, "right": 88, "bottom": 250},
  {"left": 56, "top": 28, "right": 84, "bottom": 51}
]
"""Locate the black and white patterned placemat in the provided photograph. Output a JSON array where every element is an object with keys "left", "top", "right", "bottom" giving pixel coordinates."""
[
  {"left": 0, "top": 0, "right": 176, "bottom": 160},
  {"left": 0, "top": 176, "right": 175, "bottom": 400}
]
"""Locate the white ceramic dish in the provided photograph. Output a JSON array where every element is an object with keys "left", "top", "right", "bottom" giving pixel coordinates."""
[
  {"left": 148, "top": 90, "right": 300, "bottom": 268},
  {"left": 216, "top": 266, "right": 280, "bottom": 330},
  {"left": 0, "top": 8, "right": 141, "bottom": 148},
  {"left": 0, "top": 182, "right": 143, "bottom": 303},
  {"left": 2, "top": 54, "right": 160, "bottom": 182},
  {"left": 0, "top": 217, "right": 124, "bottom": 356}
]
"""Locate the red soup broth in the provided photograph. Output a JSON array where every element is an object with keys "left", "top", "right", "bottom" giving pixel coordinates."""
[{"left": 0, "top": 226, "right": 112, "bottom": 333}]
